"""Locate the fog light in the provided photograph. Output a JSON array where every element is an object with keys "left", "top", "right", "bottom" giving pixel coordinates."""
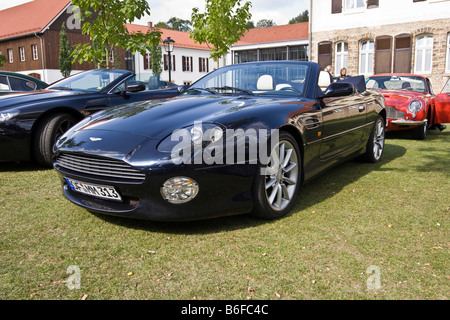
[{"left": 161, "top": 177, "right": 199, "bottom": 203}]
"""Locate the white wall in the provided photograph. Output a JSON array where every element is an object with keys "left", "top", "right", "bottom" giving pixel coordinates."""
[
  {"left": 312, "top": 0, "right": 450, "bottom": 32},
  {"left": 134, "top": 46, "right": 220, "bottom": 85}
]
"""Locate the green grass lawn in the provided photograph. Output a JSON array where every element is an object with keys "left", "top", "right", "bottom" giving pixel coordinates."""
[{"left": 0, "top": 128, "right": 448, "bottom": 300}]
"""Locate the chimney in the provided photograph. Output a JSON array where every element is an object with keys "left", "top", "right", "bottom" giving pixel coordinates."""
[{"left": 148, "top": 22, "right": 153, "bottom": 28}]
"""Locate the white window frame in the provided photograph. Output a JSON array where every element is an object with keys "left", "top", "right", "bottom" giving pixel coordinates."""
[
  {"left": 32, "top": 45, "right": 39, "bottom": 61},
  {"left": 345, "top": 0, "right": 365, "bottom": 12},
  {"left": 359, "top": 40, "right": 374, "bottom": 76},
  {"left": 414, "top": 34, "right": 433, "bottom": 74},
  {"left": 7, "top": 48, "right": 13, "bottom": 63},
  {"left": 446, "top": 33, "right": 450, "bottom": 73},
  {"left": 19, "top": 47, "right": 25, "bottom": 62},
  {"left": 335, "top": 41, "right": 348, "bottom": 75}
]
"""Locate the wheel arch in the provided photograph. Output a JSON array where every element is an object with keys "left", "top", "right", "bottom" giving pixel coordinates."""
[{"left": 30, "top": 107, "right": 85, "bottom": 158}]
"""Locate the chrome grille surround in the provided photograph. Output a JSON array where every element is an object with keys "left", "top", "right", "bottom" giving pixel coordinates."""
[
  {"left": 56, "top": 153, "right": 145, "bottom": 182},
  {"left": 386, "top": 106, "right": 406, "bottom": 119}
]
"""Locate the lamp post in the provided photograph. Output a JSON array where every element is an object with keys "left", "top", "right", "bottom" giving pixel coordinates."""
[{"left": 163, "top": 37, "right": 175, "bottom": 83}]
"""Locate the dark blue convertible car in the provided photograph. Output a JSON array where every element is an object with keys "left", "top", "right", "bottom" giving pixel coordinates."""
[
  {"left": 0, "top": 69, "right": 179, "bottom": 167},
  {"left": 53, "top": 61, "right": 386, "bottom": 221}
]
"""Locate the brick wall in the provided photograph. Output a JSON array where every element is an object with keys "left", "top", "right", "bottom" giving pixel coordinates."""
[{"left": 311, "top": 18, "right": 450, "bottom": 91}]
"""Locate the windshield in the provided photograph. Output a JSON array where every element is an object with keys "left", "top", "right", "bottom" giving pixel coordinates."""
[
  {"left": 366, "top": 75, "right": 427, "bottom": 93},
  {"left": 188, "top": 62, "right": 310, "bottom": 97},
  {"left": 48, "top": 70, "right": 128, "bottom": 93}
]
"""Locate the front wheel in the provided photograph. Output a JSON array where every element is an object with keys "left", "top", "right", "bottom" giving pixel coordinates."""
[
  {"left": 251, "top": 132, "right": 301, "bottom": 220},
  {"left": 33, "top": 113, "right": 77, "bottom": 167},
  {"left": 361, "top": 115, "right": 385, "bottom": 163},
  {"left": 412, "top": 122, "right": 427, "bottom": 140}
]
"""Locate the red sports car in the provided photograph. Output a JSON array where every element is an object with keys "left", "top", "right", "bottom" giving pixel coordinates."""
[
  {"left": 366, "top": 74, "right": 449, "bottom": 139},
  {"left": 434, "top": 78, "right": 450, "bottom": 129}
]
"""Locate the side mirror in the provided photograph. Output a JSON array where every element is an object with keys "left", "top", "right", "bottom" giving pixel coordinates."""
[
  {"left": 321, "top": 82, "right": 355, "bottom": 98},
  {"left": 177, "top": 84, "right": 189, "bottom": 94},
  {"left": 127, "top": 83, "right": 146, "bottom": 93}
]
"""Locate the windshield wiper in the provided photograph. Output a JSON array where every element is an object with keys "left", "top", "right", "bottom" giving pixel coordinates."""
[
  {"left": 50, "top": 86, "right": 74, "bottom": 91},
  {"left": 188, "top": 87, "right": 217, "bottom": 94},
  {"left": 209, "top": 86, "right": 254, "bottom": 95}
]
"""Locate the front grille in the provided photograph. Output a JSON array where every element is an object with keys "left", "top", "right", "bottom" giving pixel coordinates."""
[
  {"left": 386, "top": 106, "right": 405, "bottom": 119},
  {"left": 56, "top": 153, "right": 145, "bottom": 182}
]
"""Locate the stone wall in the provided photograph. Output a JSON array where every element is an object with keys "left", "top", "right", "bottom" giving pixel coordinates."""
[{"left": 311, "top": 18, "right": 450, "bottom": 91}]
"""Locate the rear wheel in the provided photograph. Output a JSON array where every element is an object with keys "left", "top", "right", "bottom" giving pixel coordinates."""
[
  {"left": 33, "top": 113, "right": 77, "bottom": 167},
  {"left": 361, "top": 115, "right": 385, "bottom": 163},
  {"left": 251, "top": 132, "right": 301, "bottom": 219}
]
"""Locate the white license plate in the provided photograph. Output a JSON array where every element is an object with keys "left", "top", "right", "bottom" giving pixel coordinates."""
[{"left": 65, "top": 178, "right": 122, "bottom": 201}]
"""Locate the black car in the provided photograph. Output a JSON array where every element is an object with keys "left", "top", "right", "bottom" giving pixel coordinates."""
[
  {"left": 0, "top": 71, "right": 48, "bottom": 96},
  {"left": 54, "top": 61, "right": 386, "bottom": 221},
  {"left": 0, "top": 69, "right": 180, "bottom": 167}
]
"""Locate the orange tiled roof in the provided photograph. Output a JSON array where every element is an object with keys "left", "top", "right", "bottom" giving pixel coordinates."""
[
  {"left": 126, "top": 23, "right": 211, "bottom": 51},
  {"left": 234, "top": 22, "right": 309, "bottom": 46},
  {"left": 0, "top": 0, "right": 71, "bottom": 40}
]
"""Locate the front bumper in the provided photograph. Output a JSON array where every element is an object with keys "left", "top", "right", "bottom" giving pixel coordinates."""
[
  {"left": 54, "top": 160, "right": 257, "bottom": 221},
  {"left": 390, "top": 119, "right": 427, "bottom": 126}
]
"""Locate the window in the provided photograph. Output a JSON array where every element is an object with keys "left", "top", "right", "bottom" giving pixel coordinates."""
[
  {"left": 164, "top": 54, "right": 176, "bottom": 71},
  {"left": 32, "top": 45, "right": 38, "bottom": 60},
  {"left": 374, "top": 36, "right": 392, "bottom": 74},
  {"left": 332, "top": 0, "right": 342, "bottom": 13},
  {"left": 182, "top": 56, "right": 193, "bottom": 72},
  {"left": 335, "top": 42, "right": 348, "bottom": 75},
  {"left": 345, "top": 0, "right": 365, "bottom": 10},
  {"left": 359, "top": 40, "right": 374, "bottom": 75},
  {"left": 318, "top": 41, "right": 332, "bottom": 71},
  {"left": 415, "top": 34, "right": 433, "bottom": 74},
  {"left": 234, "top": 50, "right": 258, "bottom": 64},
  {"left": 288, "top": 45, "right": 308, "bottom": 61},
  {"left": 367, "top": 0, "right": 379, "bottom": 8},
  {"left": 19, "top": 47, "right": 25, "bottom": 62},
  {"left": 394, "top": 34, "right": 412, "bottom": 73},
  {"left": 9, "top": 77, "right": 37, "bottom": 91},
  {"left": 143, "top": 53, "right": 152, "bottom": 70},
  {"left": 7, "top": 48, "right": 13, "bottom": 63},
  {"left": 199, "top": 57, "right": 209, "bottom": 73},
  {"left": 446, "top": 33, "right": 450, "bottom": 73},
  {"left": 0, "top": 76, "right": 10, "bottom": 91}
]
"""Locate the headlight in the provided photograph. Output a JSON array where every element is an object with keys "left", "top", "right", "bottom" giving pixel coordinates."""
[
  {"left": 161, "top": 177, "right": 199, "bottom": 203},
  {"left": 408, "top": 100, "right": 423, "bottom": 113},
  {"left": 0, "top": 109, "right": 20, "bottom": 122},
  {"left": 158, "top": 122, "right": 225, "bottom": 152}
]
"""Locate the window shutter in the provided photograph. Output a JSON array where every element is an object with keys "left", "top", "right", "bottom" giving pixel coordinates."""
[
  {"left": 172, "top": 55, "right": 176, "bottom": 71},
  {"left": 367, "top": 0, "right": 379, "bottom": 9},
  {"left": 144, "top": 53, "right": 149, "bottom": 70},
  {"left": 164, "top": 54, "right": 168, "bottom": 71},
  {"left": 331, "top": 0, "right": 342, "bottom": 14}
]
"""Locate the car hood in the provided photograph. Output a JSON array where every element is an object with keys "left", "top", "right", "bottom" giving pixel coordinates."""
[
  {"left": 379, "top": 90, "right": 424, "bottom": 105},
  {"left": 0, "top": 89, "right": 87, "bottom": 110},
  {"left": 71, "top": 95, "right": 286, "bottom": 139}
]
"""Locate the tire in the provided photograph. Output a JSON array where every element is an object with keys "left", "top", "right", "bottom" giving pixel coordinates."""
[
  {"left": 412, "top": 122, "right": 427, "bottom": 140},
  {"left": 361, "top": 115, "right": 385, "bottom": 163},
  {"left": 33, "top": 113, "right": 77, "bottom": 167},
  {"left": 251, "top": 131, "right": 301, "bottom": 220}
]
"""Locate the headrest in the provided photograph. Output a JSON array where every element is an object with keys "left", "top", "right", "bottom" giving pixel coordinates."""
[
  {"left": 257, "top": 75, "right": 274, "bottom": 90},
  {"left": 318, "top": 71, "right": 332, "bottom": 89}
]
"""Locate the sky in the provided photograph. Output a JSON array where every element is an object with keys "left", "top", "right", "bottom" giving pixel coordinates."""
[{"left": 0, "top": 0, "right": 309, "bottom": 26}]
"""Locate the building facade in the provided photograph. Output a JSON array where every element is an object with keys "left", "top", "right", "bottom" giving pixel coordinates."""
[
  {"left": 230, "top": 23, "right": 309, "bottom": 64},
  {"left": 0, "top": 0, "right": 95, "bottom": 84},
  {"left": 310, "top": 0, "right": 450, "bottom": 91}
]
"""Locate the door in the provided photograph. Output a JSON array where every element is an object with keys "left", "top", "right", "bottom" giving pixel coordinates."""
[
  {"left": 319, "top": 94, "right": 367, "bottom": 160},
  {"left": 434, "top": 79, "right": 450, "bottom": 124}
]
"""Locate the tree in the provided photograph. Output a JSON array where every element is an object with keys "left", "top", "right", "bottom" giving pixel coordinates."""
[
  {"left": 0, "top": 54, "right": 5, "bottom": 67},
  {"left": 71, "top": 0, "right": 161, "bottom": 69},
  {"left": 256, "top": 19, "right": 276, "bottom": 28},
  {"left": 59, "top": 23, "right": 73, "bottom": 78},
  {"left": 289, "top": 10, "right": 309, "bottom": 24},
  {"left": 190, "top": 0, "right": 252, "bottom": 68},
  {"left": 156, "top": 17, "right": 192, "bottom": 32},
  {"left": 149, "top": 44, "right": 162, "bottom": 76}
]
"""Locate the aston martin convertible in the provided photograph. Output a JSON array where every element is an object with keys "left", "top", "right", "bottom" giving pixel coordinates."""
[{"left": 53, "top": 61, "right": 386, "bottom": 221}]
